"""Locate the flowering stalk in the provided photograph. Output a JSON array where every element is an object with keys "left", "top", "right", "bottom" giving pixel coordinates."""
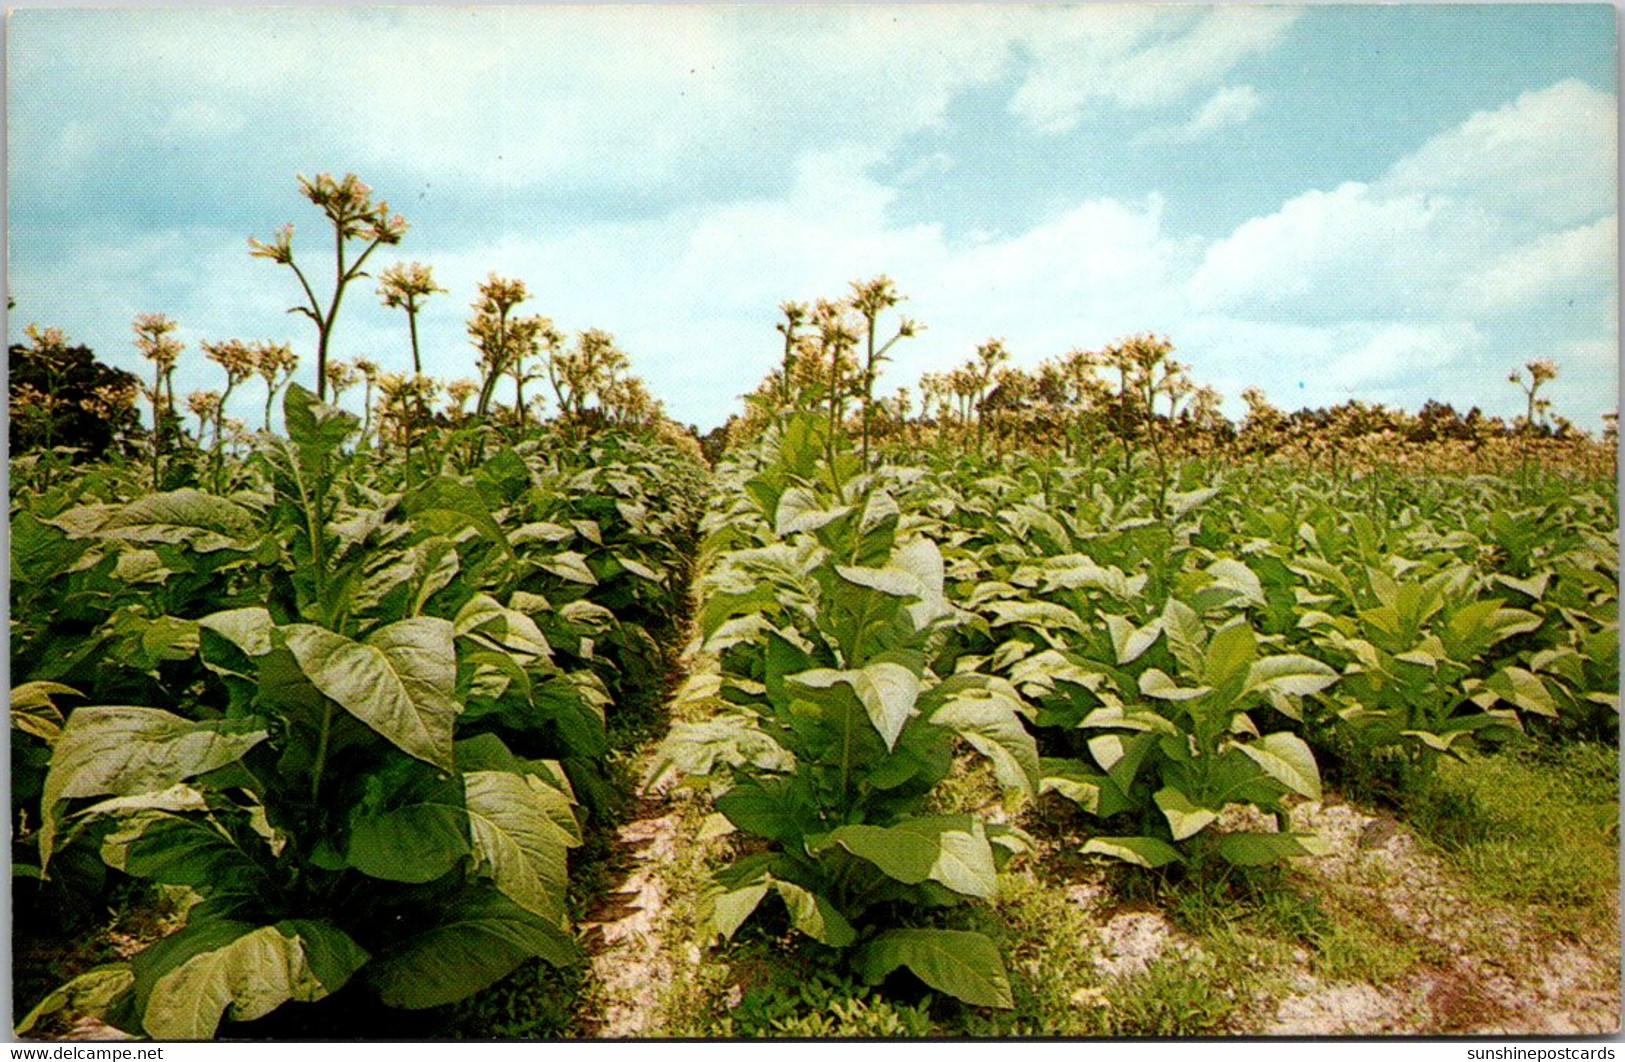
[
  {"left": 354, "top": 359, "right": 379, "bottom": 445},
  {"left": 133, "top": 314, "right": 183, "bottom": 489},
  {"left": 1509, "top": 358, "right": 1559, "bottom": 485},
  {"left": 250, "top": 173, "right": 407, "bottom": 401},
  {"left": 849, "top": 277, "right": 919, "bottom": 468},
  {"left": 378, "top": 261, "right": 445, "bottom": 377},
  {"left": 254, "top": 341, "right": 299, "bottom": 431}
]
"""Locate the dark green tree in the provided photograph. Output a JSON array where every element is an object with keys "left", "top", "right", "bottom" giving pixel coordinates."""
[{"left": 9, "top": 325, "right": 144, "bottom": 459}]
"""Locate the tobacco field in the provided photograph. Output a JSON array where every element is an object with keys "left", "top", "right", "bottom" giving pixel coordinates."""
[{"left": 9, "top": 174, "right": 1619, "bottom": 1040}]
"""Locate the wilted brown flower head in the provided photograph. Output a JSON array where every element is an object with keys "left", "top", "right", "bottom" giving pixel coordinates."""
[
  {"left": 473, "top": 274, "right": 531, "bottom": 318},
  {"left": 975, "top": 338, "right": 1010, "bottom": 373},
  {"left": 848, "top": 275, "right": 901, "bottom": 321},
  {"left": 445, "top": 379, "right": 478, "bottom": 411},
  {"left": 25, "top": 324, "right": 70, "bottom": 354},
  {"left": 84, "top": 381, "right": 138, "bottom": 418},
  {"left": 1526, "top": 359, "right": 1559, "bottom": 386},
  {"left": 325, "top": 359, "right": 359, "bottom": 397},
  {"left": 777, "top": 301, "right": 810, "bottom": 336},
  {"left": 297, "top": 172, "right": 408, "bottom": 245}
]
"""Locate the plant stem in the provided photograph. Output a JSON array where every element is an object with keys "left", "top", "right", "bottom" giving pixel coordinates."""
[{"left": 310, "top": 702, "right": 334, "bottom": 805}]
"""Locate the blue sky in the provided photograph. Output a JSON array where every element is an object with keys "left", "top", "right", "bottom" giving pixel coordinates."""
[{"left": 7, "top": 4, "right": 1618, "bottom": 431}]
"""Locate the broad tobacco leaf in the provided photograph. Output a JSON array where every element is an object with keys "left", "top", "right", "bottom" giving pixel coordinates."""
[
  {"left": 853, "top": 928, "right": 1013, "bottom": 1009},
  {"left": 281, "top": 617, "right": 461, "bottom": 770},
  {"left": 42, "top": 706, "right": 269, "bottom": 867}
]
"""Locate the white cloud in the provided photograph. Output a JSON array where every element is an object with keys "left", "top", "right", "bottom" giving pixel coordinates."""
[
  {"left": 1326, "top": 323, "right": 1478, "bottom": 393},
  {"left": 1187, "top": 182, "right": 1446, "bottom": 314},
  {"left": 1463, "top": 215, "right": 1618, "bottom": 314},
  {"left": 12, "top": 6, "right": 1300, "bottom": 198},
  {"left": 1386, "top": 78, "right": 1616, "bottom": 229},
  {"left": 1009, "top": 9, "right": 1298, "bottom": 132},
  {"left": 1188, "top": 79, "right": 1616, "bottom": 326},
  {"left": 1138, "top": 85, "right": 1262, "bottom": 145}
]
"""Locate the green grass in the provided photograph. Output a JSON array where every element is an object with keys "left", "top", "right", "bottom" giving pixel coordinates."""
[{"left": 1402, "top": 741, "right": 1619, "bottom": 933}]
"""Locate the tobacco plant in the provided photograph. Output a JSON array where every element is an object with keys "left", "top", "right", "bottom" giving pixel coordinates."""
[
  {"left": 657, "top": 413, "right": 1038, "bottom": 1009},
  {"left": 29, "top": 388, "right": 584, "bottom": 1037}
]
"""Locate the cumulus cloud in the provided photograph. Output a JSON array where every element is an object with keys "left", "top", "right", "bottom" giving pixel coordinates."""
[
  {"left": 1137, "top": 85, "right": 1263, "bottom": 145},
  {"left": 11, "top": 6, "right": 1300, "bottom": 204},
  {"left": 1386, "top": 78, "right": 1616, "bottom": 229},
  {"left": 1462, "top": 215, "right": 1618, "bottom": 315},
  {"left": 1188, "top": 79, "right": 1617, "bottom": 328},
  {"left": 1187, "top": 182, "right": 1448, "bottom": 315},
  {"left": 1009, "top": 9, "right": 1298, "bottom": 132}
]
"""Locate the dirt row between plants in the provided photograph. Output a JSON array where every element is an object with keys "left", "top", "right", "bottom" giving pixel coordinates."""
[
  {"left": 1264, "top": 800, "right": 1620, "bottom": 1035},
  {"left": 574, "top": 771, "right": 1621, "bottom": 1037}
]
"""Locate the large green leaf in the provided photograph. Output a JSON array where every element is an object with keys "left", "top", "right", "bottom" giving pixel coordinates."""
[
  {"left": 1160, "top": 598, "right": 1208, "bottom": 675},
  {"left": 11, "top": 680, "right": 78, "bottom": 742},
  {"left": 283, "top": 384, "right": 358, "bottom": 470},
  {"left": 1154, "top": 787, "right": 1218, "bottom": 841},
  {"left": 775, "top": 486, "right": 851, "bottom": 536},
  {"left": 716, "top": 778, "right": 805, "bottom": 844},
  {"left": 985, "top": 600, "right": 1089, "bottom": 637},
  {"left": 710, "top": 880, "right": 771, "bottom": 940},
  {"left": 929, "top": 684, "right": 1040, "bottom": 796},
  {"left": 1246, "top": 654, "right": 1339, "bottom": 698},
  {"left": 1203, "top": 621, "right": 1258, "bottom": 691},
  {"left": 1039, "top": 758, "right": 1136, "bottom": 818},
  {"left": 1081, "top": 835, "right": 1182, "bottom": 868},
  {"left": 1233, "top": 732, "right": 1322, "bottom": 801},
  {"left": 143, "top": 920, "right": 367, "bottom": 1040},
  {"left": 281, "top": 618, "right": 460, "bottom": 769},
  {"left": 1041, "top": 556, "right": 1144, "bottom": 599},
  {"left": 1105, "top": 615, "right": 1163, "bottom": 665},
  {"left": 402, "top": 476, "right": 516, "bottom": 560},
  {"left": 368, "top": 890, "right": 576, "bottom": 1009},
  {"left": 454, "top": 594, "right": 552, "bottom": 662},
  {"left": 463, "top": 769, "right": 581, "bottom": 927},
  {"left": 1087, "top": 731, "right": 1160, "bottom": 792},
  {"left": 771, "top": 878, "right": 856, "bottom": 947},
  {"left": 42, "top": 706, "right": 268, "bottom": 867},
  {"left": 537, "top": 550, "right": 598, "bottom": 585},
  {"left": 15, "top": 964, "right": 134, "bottom": 1036},
  {"left": 814, "top": 816, "right": 996, "bottom": 897},
  {"left": 835, "top": 563, "right": 929, "bottom": 600},
  {"left": 198, "top": 608, "right": 276, "bottom": 658},
  {"left": 789, "top": 662, "right": 920, "bottom": 751},
  {"left": 853, "top": 928, "right": 1013, "bottom": 1009},
  {"left": 346, "top": 787, "right": 470, "bottom": 884},
  {"left": 87, "top": 489, "right": 259, "bottom": 552},
  {"left": 1138, "top": 669, "right": 1212, "bottom": 702},
  {"left": 1214, "top": 831, "right": 1328, "bottom": 866},
  {"left": 104, "top": 812, "right": 268, "bottom": 892},
  {"left": 1206, "top": 559, "right": 1266, "bottom": 608},
  {"left": 1483, "top": 666, "right": 1558, "bottom": 717}
]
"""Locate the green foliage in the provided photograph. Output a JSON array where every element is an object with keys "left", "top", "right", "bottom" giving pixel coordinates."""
[
  {"left": 17, "top": 384, "right": 708, "bottom": 1037},
  {"left": 9, "top": 331, "right": 144, "bottom": 460},
  {"left": 1405, "top": 744, "right": 1618, "bottom": 925},
  {"left": 658, "top": 411, "right": 1036, "bottom": 1008}
]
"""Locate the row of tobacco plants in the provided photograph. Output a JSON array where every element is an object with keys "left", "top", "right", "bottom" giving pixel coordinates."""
[
  {"left": 652, "top": 280, "right": 1615, "bottom": 1022},
  {"left": 12, "top": 382, "right": 708, "bottom": 1038}
]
